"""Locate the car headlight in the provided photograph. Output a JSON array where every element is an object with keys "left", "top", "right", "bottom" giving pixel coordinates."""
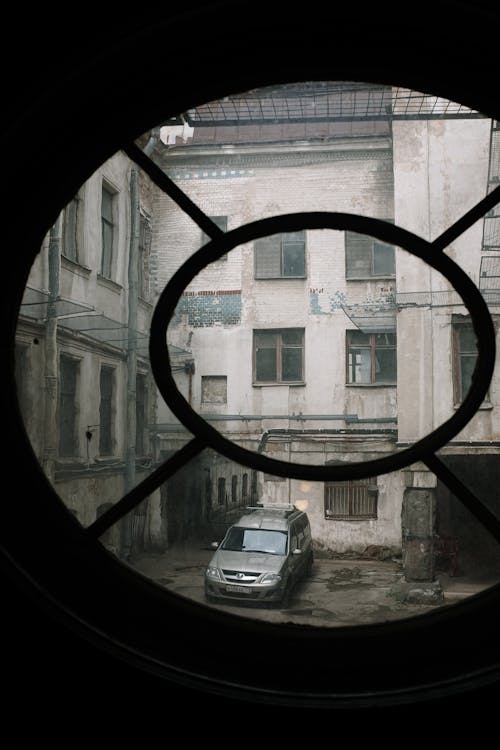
[
  {"left": 260, "top": 572, "right": 282, "bottom": 585},
  {"left": 205, "top": 566, "right": 222, "bottom": 581}
]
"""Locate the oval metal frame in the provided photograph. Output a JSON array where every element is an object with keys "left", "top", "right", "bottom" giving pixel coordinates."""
[{"left": 150, "top": 212, "right": 496, "bottom": 481}]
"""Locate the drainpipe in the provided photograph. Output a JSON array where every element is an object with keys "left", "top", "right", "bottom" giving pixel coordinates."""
[
  {"left": 42, "top": 217, "right": 61, "bottom": 482},
  {"left": 123, "top": 167, "right": 139, "bottom": 558}
]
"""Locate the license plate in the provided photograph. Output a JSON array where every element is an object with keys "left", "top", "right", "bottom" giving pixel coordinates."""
[{"left": 226, "top": 585, "right": 252, "bottom": 594}]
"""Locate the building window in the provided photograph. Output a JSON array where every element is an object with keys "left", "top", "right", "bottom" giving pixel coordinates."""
[
  {"left": 201, "top": 375, "right": 227, "bottom": 404},
  {"left": 231, "top": 475, "right": 238, "bottom": 502},
  {"left": 254, "top": 328, "right": 304, "bottom": 384},
  {"left": 242, "top": 473, "right": 248, "bottom": 499},
  {"left": 100, "top": 183, "right": 116, "bottom": 278},
  {"left": 138, "top": 213, "right": 152, "bottom": 299},
  {"left": 62, "top": 195, "right": 80, "bottom": 262},
  {"left": 59, "top": 355, "right": 80, "bottom": 457},
  {"left": 346, "top": 331, "right": 397, "bottom": 384},
  {"left": 482, "top": 211, "right": 500, "bottom": 251},
  {"left": 14, "top": 343, "right": 30, "bottom": 422},
  {"left": 99, "top": 366, "right": 114, "bottom": 455},
  {"left": 202, "top": 215, "right": 228, "bottom": 260},
  {"left": 345, "top": 230, "right": 395, "bottom": 279},
  {"left": 136, "top": 373, "right": 147, "bottom": 456},
  {"left": 325, "top": 478, "right": 378, "bottom": 520},
  {"left": 217, "top": 477, "right": 226, "bottom": 506},
  {"left": 453, "top": 321, "right": 480, "bottom": 403},
  {"left": 255, "top": 231, "right": 306, "bottom": 278}
]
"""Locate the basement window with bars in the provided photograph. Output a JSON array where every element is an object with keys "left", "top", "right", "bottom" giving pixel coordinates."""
[
  {"left": 345, "top": 228, "right": 395, "bottom": 279},
  {"left": 254, "top": 231, "right": 306, "bottom": 278},
  {"left": 325, "top": 478, "right": 378, "bottom": 520}
]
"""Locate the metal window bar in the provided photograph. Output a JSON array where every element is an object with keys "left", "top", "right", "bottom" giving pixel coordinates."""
[{"left": 325, "top": 478, "right": 377, "bottom": 519}]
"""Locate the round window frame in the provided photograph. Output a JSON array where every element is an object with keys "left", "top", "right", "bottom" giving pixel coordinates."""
[{"left": 3, "top": 0, "right": 500, "bottom": 710}]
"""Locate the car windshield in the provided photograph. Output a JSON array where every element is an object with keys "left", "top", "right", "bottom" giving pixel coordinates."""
[{"left": 221, "top": 527, "right": 288, "bottom": 555}]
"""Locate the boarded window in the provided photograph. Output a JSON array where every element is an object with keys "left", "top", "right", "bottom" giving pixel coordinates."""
[
  {"left": 345, "top": 230, "right": 395, "bottom": 278},
  {"left": 231, "top": 475, "right": 238, "bottom": 502},
  {"left": 62, "top": 195, "right": 79, "bottom": 262},
  {"left": 255, "top": 231, "right": 306, "bottom": 278},
  {"left": 101, "top": 184, "right": 115, "bottom": 278},
  {"left": 99, "top": 366, "right": 114, "bottom": 455},
  {"left": 325, "top": 478, "right": 378, "bottom": 519},
  {"left": 346, "top": 331, "right": 396, "bottom": 384},
  {"left": 201, "top": 375, "right": 227, "bottom": 403},
  {"left": 59, "top": 355, "right": 79, "bottom": 457},
  {"left": 254, "top": 329, "right": 304, "bottom": 384}
]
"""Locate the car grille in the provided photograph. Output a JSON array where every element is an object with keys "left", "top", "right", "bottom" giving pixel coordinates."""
[{"left": 222, "top": 570, "right": 261, "bottom": 583}]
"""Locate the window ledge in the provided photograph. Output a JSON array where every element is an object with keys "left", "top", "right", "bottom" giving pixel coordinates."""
[
  {"left": 453, "top": 401, "right": 493, "bottom": 410},
  {"left": 97, "top": 274, "right": 123, "bottom": 293},
  {"left": 324, "top": 515, "right": 377, "bottom": 521},
  {"left": 253, "top": 382, "right": 305, "bottom": 387},
  {"left": 61, "top": 255, "right": 92, "bottom": 276},
  {"left": 254, "top": 276, "right": 307, "bottom": 281},
  {"left": 346, "top": 276, "right": 395, "bottom": 282},
  {"left": 346, "top": 383, "right": 396, "bottom": 388}
]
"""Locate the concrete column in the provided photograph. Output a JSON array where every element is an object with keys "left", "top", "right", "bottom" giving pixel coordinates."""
[{"left": 392, "top": 463, "right": 444, "bottom": 604}]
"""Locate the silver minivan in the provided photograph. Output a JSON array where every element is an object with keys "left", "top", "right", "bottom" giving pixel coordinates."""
[{"left": 204, "top": 504, "right": 314, "bottom": 606}]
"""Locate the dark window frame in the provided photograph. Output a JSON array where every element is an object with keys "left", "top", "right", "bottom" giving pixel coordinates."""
[
  {"left": 58, "top": 354, "right": 80, "bottom": 458},
  {"left": 231, "top": 475, "right": 238, "bottom": 502},
  {"left": 254, "top": 231, "right": 307, "bottom": 279},
  {"left": 452, "top": 319, "right": 487, "bottom": 405},
  {"left": 253, "top": 328, "right": 305, "bottom": 385},
  {"left": 217, "top": 477, "right": 226, "bottom": 506},
  {"left": 346, "top": 331, "right": 397, "bottom": 385},
  {"left": 100, "top": 182, "right": 117, "bottom": 279},
  {"left": 99, "top": 365, "right": 115, "bottom": 456},
  {"left": 62, "top": 194, "right": 80, "bottom": 263},
  {"left": 345, "top": 227, "right": 396, "bottom": 280}
]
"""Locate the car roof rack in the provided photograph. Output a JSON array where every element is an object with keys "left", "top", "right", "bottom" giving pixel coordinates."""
[{"left": 245, "top": 503, "right": 299, "bottom": 515}]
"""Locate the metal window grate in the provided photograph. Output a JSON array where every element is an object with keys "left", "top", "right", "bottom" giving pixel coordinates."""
[{"left": 325, "top": 478, "right": 378, "bottom": 519}]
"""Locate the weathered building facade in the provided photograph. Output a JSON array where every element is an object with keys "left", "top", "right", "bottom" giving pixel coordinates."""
[
  {"left": 16, "top": 151, "right": 164, "bottom": 556},
  {"left": 15, "top": 83, "right": 500, "bottom": 582},
  {"left": 149, "top": 85, "right": 500, "bottom": 576}
]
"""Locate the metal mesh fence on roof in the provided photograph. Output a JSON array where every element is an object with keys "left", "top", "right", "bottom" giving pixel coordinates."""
[{"left": 183, "top": 82, "right": 483, "bottom": 127}]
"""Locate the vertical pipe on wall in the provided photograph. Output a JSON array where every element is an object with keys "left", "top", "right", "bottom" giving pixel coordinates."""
[{"left": 43, "top": 217, "right": 61, "bottom": 482}]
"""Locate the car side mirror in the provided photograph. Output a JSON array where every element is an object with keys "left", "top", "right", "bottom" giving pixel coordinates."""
[{"left": 292, "top": 548, "right": 302, "bottom": 555}]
